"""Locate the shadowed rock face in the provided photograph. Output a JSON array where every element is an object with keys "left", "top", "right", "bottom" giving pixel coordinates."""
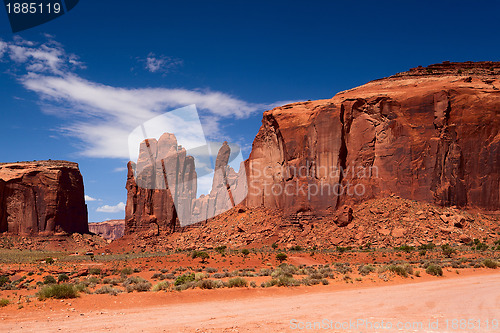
[
  {"left": 246, "top": 65, "right": 500, "bottom": 214},
  {"left": 0, "top": 160, "right": 88, "bottom": 235}
]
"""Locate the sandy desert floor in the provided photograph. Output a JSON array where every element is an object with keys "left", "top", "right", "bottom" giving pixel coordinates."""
[{"left": 1, "top": 271, "right": 499, "bottom": 333}]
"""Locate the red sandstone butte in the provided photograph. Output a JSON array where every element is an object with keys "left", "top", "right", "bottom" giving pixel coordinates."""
[
  {"left": 0, "top": 160, "right": 88, "bottom": 235},
  {"left": 246, "top": 62, "right": 500, "bottom": 215}
]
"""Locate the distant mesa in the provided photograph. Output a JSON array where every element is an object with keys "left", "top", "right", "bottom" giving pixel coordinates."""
[
  {"left": 0, "top": 160, "right": 88, "bottom": 236},
  {"left": 88, "top": 219, "right": 125, "bottom": 241}
]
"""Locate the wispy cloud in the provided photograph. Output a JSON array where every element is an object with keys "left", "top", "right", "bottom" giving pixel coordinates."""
[
  {"left": 96, "top": 202, "right": 126, "bottom": 213},
  {"left": 0, "top": 35, "right": 84, "bottom": 75},
  {"left": 0, "top": 36, "right": 292, "bottom": 160},
  {"left": 139, "top": 52, "right": 183, "bottom": 74}
]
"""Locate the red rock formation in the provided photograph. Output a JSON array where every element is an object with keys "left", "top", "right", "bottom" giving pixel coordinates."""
[
  {"left": 89, "top": 219, "right": 125, "bottom": 240},
  {"left": 246, "top": 63, "right": 500, "bottom": 215},
  {"left": 0, "top": 160, "right": 88, "bottom": 235},
  {"left": 126, "top": 138, "right": 247, "bottom": 234},
  {"left": 126, "top": 133, "right": 197, "bottom": 234},
  {"left": 124, "top": 62, "right": 499, "bottom": 239}
]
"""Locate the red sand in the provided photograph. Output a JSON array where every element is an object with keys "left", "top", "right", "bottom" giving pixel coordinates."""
[{"left": 1, "top": 271, "right": 499, "bottom": 332}]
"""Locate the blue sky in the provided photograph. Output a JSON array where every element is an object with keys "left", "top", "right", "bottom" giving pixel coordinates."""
[{"left": 1, "top": 1, "right": 499, "bottom": 222}]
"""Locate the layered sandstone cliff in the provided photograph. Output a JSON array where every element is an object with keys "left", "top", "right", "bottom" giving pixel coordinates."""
[
  {"left": 246, "top": 62, "right": 500, "bottom": 215},
  {"left": 0, "top": 160, "right": 88, "bottom": 235}
]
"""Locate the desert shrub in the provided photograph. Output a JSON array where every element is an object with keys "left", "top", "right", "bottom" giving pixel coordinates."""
[
  {"left": 271, "top": 243, "right": 278, "bottom": 249},
  {"left": 43, "top": 275, "right": 57, "bottom": 285},
  {"left": 483, "top": 259, "right": 498, "bottom": 269},
  {"left": 205, "top": 267, "right": 218, "bottom": 273},
  {"left": 197, "top": 279, "right": 224, "bottom": 289},
  {"left": 94, "top": 285, "right": 122, "bottom": 296},
  {"left": 212, "top": 272, "right": 227, "bottom": 279},
  {"left": 174, "top": 273, "right": 195, "bottom": 286},
  {"left": 269, "top": 275, "right": 300, "bottom": 287},
  {"left": 102, "top": 277, "right": 122, "bottom": 285},
  {"left": 382, "top": 264, "right": 413, "bottom": 277},
  {"left": 165, "top": 273, "right": 176, "bottom": 280},
  {"left": 73, "top": 283, "right": 89, "bottom": 293},
  {"left": 44, "top": 257, "right": 55, "bottom": 264},
  {"left": 358, "top": 264, "right": 376, "bottom": 276},
  {"left": 152, "top": 281, "right": 171, "bottom": 292},
  {"left": 272, "top": 264, "right": 297, "bottom": 279},
  {"left": 37, "top": 284, "right": 78, "bottom": 300},
  {"left": 336, "top": 246, "right": 352, "bottom": 253},
  {"left": 334, "top": 263, "right": 352, "bottom": 275},
  {"left": 418, "top": 243, "right": 436, "bottom": 250},
  {"left": 419, "top": 250, "right": 427, "bottom": 256},
  {"left": 276, "top": 253, "right": 287, "bottom": 263},
  {"left": 0, "top": 275, "right": 10, "bottom": 288},
  {"left": 0, "top": 298, "right": 9, "bottom": 307},
  {"left": 89, "top": 268, "right": 102, "bottom": 275},
  {"left": 290, "top": 245, "right": 303, "bottom": 251},
  {"left": 395, "top": 245, "right": 414, "bottom": 253},
  {"left": 300, "top": 277, "right": 320, "bottom": 286},
  {"left": 259, "top": 268, "right": 272, "bottom": 276},
  {"left": 441, "top": 244, "right": 456, "bottom": 258},
  {"left": 151, "top": 273, "right": 165, "bottom": 280},
  {"left": 215, "top": 245, "right": 227, "bottom": 253},
  {"left": 174, "top": 281, "right": 197, "bottom": 291},
  {"left": 426, "top": 264, "right": 443, "bottom": 276},
  {"left": 321, "top": 278, "right": 329, "bottom": 285},
  {"left": 191, "top": 251, "right": 210, "bottom": 263},
  {"left": 240, "top": 269, "right": 257, "bottom": 277},
  {"left": 84, "top": 276, "right": 101, "bottom": 286},
  {"left": 241, "top": 249, "right": 250, "bottom": 256},
  {"left": 120, "top": 267, "right": 134, "bottom": 276},
  {"left": 123, "top": 276, "right": 152, "bottom": 292},
  {"left": 227, "top": 277, "right": 248, "bottom": 288},
  {"left": 58, "top": 274, "right": 69, "bottom": 283}
]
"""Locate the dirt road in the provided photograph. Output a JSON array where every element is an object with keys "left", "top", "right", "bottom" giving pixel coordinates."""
[{"left": 2, "top": 273, "right": 499, "bottom": 332}]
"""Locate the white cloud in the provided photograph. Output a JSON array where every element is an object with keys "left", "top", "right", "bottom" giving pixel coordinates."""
[
  {"left": 0, "top": 36, "right": 293, "bottom": 160},
  {"left": 141, "top": 52, "right": 182, "bottom": 74},
  {"left": 84, "top": 195, "right": 100, "bottom": 202},
  {"left": 96, "top": 202, "right": 126, "bottom": 213},
  {"left": 113, "top": 167, "right": 128, "bottom": 172},
  {"left": 1, "top": 36, "right": 83, "bottom": 75}
]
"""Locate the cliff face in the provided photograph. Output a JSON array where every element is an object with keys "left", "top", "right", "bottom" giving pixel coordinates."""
[
  {"left": 0, "top": 160, "right": 88, "bottom": 235},
  {"left": 246, "top": 63, "right": 500, "bottom": 214},
  {"left": 89, "top": 220, "right": 125, "bottom": 240}
]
